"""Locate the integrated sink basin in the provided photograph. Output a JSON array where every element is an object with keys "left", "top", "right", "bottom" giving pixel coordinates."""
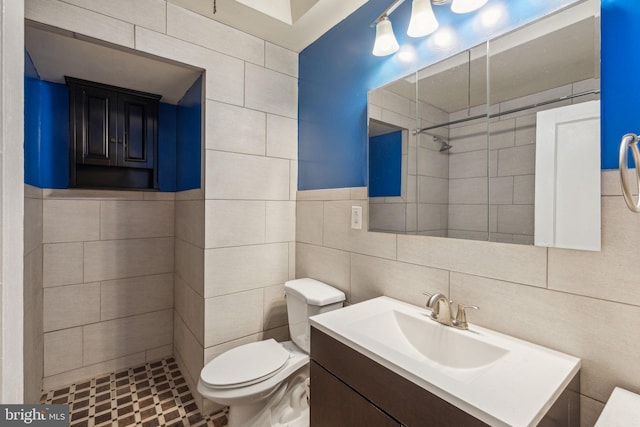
[
  {"left": 310, "top": 296, "right": 580, "bottom": 427},
  {"left": 349, "top": 309, "right": 508, "bottom": 371}
]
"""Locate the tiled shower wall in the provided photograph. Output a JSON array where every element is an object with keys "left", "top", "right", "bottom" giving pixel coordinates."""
[
  {"left": 296, "top": 171, "right": 640, "bottom": 426},
  {"left": 26, "top": 0, "right": 299, "bottom": 412},
  {"left": 24, "top": 185, "right": 43, "bottom": 402},
  {"left": 173, "top": 188, "right": 205, "bottom": 409},
  {"left": 447, "top": 78, "right": 600, "bottom": 243},
  {"left": 368, "top": 87, "right": 419, "bottom": 234},
  {"left": 41, "top": 190, "right": 175, "bottom": 391},
  {"left": 369, "top": 77, "right": 599, "bottom": 242},
  {"left": 368, "top": 87, "right": 451, "bottom": 235}
]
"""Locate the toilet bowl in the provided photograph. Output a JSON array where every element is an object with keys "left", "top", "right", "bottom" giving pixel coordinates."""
[{"left": 197, "top": 278, "right": 345, "bottom": 427}]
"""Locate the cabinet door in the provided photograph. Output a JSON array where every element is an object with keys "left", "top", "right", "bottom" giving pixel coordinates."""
[
  {"left": 73, "top": 84, "right": 118, "bottom": 166},
  {"left": 310, "top": 361, "right": 401, "bottom": 427},
  {"left": 118, "top": 93, "right": 156, "bottom": 169}
]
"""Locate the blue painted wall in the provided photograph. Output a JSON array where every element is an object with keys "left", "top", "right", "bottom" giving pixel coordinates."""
[
  {"left": 601, "top": 0, "right": 638, "bottom": 169},
  {"left": 158, "top": 103, "right": 178, "bottom": 191},
  {"left": 298, "top": 0, "right": 595, "bottom": 190},
  {"left": 369, "top": 131, "right": 402, "bottom": 197},
  {"left": 176, "top": 75, "right": 202, "bottom": 191},
  {"left": 24, "top": 77, "right": 69, "bottom": 188},
  {"left": 25, "top": 50, "right": 39, "bottom": 79}
]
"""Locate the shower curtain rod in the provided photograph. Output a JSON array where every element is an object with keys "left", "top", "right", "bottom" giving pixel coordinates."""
[{"left": 413, "top": 89, "right": 600, "bottom": 135}]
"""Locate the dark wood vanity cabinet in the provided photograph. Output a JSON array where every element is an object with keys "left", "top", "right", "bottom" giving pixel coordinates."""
[
  {"left": 310, "top": 327, "right": 580, "bottom": 427},
  {"left": 66, "top": 77, "right": 161, "bottom": 189},
  {"left": 310, "top": 327, "right": 487, "bottom": 427}
]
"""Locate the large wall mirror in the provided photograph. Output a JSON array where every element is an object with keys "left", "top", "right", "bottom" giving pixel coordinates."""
[{"left": 368, "top": 0, "right": 600, "bottom": 249}]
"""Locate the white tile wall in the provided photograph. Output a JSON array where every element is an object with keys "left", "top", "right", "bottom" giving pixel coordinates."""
[
  {"left": 174, "top": 275, "right": 204, "bottom": 345},
  {"left": 350, "top": 253, "right": 449, "bottom": 305},
  {"left": 43, "top": 200, "right": 100, "bottom": 243},
  {"left": 266, "top": 114, "right": 298, "bottom": 160},
  {"left": 245, "top": 63, "right": 298, "bottom": 119},
  {"left": 296, "top": 243, "right": 351, "bottom": 299},
  {"left": 24, "top": 186, "right": 43, "bottom": 402},
  {"left": 175, "top": 238, "right": 204, "bottom": 297},
  {"left": 206, "top": 101, "right": 266, "bottom": 154},
  {"left": 266, "top": 201, "right": 296, "bottom": 243},
  {"left": 39, "top": 191, "right": 176, "bottom": 389},
  {"left": 265, "top": 42, "right": 299, "bottom": 78},
  {"left": 296, "top": 202, "right": 324, "bottom": 245},
  {"left": 61, "top": 0, "right": 167, "bottom": 32},
  {"left": 43, "top": 352, "right": 147, "bottom": 392},
  {"left": 204, "top": 289, "right": 264, "bottom": 346},
  {"left": 135, "top": 26, "right": 245, "bottom": 106},
  {"left": 205, "top": 151, "right": 290, "bottom": 200},
  {"left": 43, "top": 243, "right": 84, "bottom": 287},
  {"left": 166, "top": 3, "right": 264, "bottom": 65},
  {"left": 204, "top": 243, "right": 289, "bottom": 298},
  {"left": 43, "top": 283, "right": 100, "bottom": 332},
  {"left": 175, "top": 199, "right": 205, "bottom": 248},
  {"left": 204, "top": 200, "right": 266, "bottom": 248},
  {"left": 100, "top": 201, "right": 174, "bottom": 240},
  {"left": 100, "top": 273, "right": 173, "bottom": 321},
  {"left": 44, "top": 327, "right": 83, "bottom": 377},
  {"left": 25, "top": 0, "right": 135, "bottom": 48},
  {"left": 83, "top": 309, "right": 173, "bottom": 365},
  {"left": 263, "top": 284, "right": 287, "bottom": 330},
  {"left": 24, "top": 196, "right": 42, "bottom": 255},
  {"left": 173, "top": 315, "right": 204, "bottom": 390},
  {"left": 297, "top": 179, "right": 636, "bottom": 422},
  {"left": 27, "top": 1, "right": 299, "bottom": 413},
  {"left": 84, "top": 237, "right": 174, "bottom": 282},
  {"left": 323, "top": 201, "right": 396, "bottom": 260}
]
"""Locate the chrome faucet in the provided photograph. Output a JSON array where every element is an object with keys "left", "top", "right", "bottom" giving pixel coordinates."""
[
  {"left": 424, "top": 292, "right": 478, "bottom": 330},
  {"left": 426, "top": 293, "right": 454, "bottom": 326}
]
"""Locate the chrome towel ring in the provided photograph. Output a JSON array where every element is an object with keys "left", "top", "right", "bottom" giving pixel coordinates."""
[{"left": 619, "top": 133, "right": 640, "bottom": 212}]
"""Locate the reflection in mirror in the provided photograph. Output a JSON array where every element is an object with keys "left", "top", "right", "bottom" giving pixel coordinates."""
[
  {"left": 417, "top": 46, "right": 488, "bottom": 240},
  {"left": 368, "top": 0, "right": 600, "bottom": 247},
  {"left": 487, "top": 0, "right": 600, "bottom": 245},
  {"left": 368, "top": 74, "right": 417, "bottom": 234}
]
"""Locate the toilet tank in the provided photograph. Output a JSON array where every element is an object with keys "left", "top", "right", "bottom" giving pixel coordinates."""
[{"left": 285, "top": 278, "right": 345, "bottom": 353}]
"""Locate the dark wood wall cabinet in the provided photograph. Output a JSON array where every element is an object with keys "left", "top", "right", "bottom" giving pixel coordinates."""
[
  {"left": 310, "top": 327, "right": 580, "bottom": 427},
  {"left": 66, "top": 77, "right": 161, "bottom": 190}
]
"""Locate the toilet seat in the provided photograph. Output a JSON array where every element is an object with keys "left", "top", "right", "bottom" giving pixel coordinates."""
[{"left": 200, "top": 339, "right": 291, "bottom": 389}]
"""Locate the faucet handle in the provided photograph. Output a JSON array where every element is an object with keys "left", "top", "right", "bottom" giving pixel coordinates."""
[{"left": 454, "top": 304, "right": 479, "bottom": 330}]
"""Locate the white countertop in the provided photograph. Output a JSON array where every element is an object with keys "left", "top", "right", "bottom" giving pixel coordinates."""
[
  {"left": 595, "top": 387, "right": 640, "bottom": 426},
  {"left": 310, "top": 296, "right": 581, "bottom": 427}
]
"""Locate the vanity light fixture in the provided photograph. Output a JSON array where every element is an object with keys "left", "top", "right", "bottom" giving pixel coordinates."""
[
  {"left": 371, "top": 0, "right": 487, "bottom": 56},
  {"left": 407, "top": 0, "right": 439, "bottom": 38},
  {"left": 373, "top": 16, "right": 400, "bottom": 56}
]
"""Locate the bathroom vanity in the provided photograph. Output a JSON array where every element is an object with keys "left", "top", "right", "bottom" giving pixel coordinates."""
[{"left": 309, "top": 297, "right": 580, "bottom": 426}]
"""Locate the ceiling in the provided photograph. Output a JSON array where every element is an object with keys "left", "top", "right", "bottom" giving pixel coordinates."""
[
  {"left": 167, "top": 0, "right": 367, "bottom": 52},
  {"left": 25, "top": 24, "right": 202, "bottom": 104},
  {"left": 25, "top": 0, "right": 367, "bottom": 103}
]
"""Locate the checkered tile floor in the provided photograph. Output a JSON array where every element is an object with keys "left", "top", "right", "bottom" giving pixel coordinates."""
[{"left": 40, "top": 358, "right": 228, "bottom": 427}]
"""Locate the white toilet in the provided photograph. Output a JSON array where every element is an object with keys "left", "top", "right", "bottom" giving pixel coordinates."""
[{"left": 197, "top": 278, "right": 345, "bottom": 427}]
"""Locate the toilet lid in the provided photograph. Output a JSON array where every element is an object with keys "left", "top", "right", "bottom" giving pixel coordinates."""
[{"left": 200, "top": 339, "right": 291, "bottom": 389}]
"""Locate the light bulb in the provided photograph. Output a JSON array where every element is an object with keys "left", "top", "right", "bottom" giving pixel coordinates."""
[
  {"left": 451, "top": 0, "right": 489, "bottom": 14},
  {"left": 372, "top": 17, "right": 400, "bottom": 56},
  {"left": 407, "top": 0, "right": 439, "bottom": 38}
]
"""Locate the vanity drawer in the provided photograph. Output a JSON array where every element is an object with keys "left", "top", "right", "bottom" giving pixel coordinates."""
[{"left": 310, "top": 360, "right": 401, "bottom": 427}]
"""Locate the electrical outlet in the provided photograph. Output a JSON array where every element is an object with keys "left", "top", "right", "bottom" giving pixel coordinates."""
[{"left": 351, "top": 206, "right": 363, "bottom": 230}]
